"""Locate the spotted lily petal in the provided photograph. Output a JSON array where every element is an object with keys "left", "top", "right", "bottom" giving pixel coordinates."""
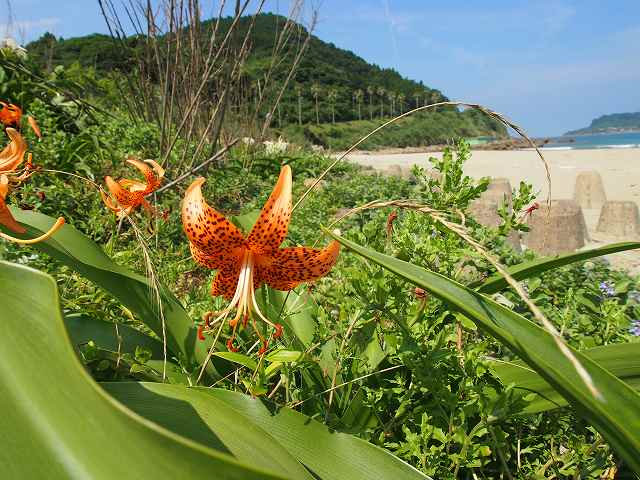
[
  {"left": 126, "top": 159, "right": 164, "bottom": 194},
  {"left": 104, "top": 175, "right": 137, "bottom": 207},
  {"left": 210, "top": 261, "right": 243, "bottom": 300},
  {"left": 182, "top": 177, "right": 245, "bottom": 264},
  {"left": 0, "top": 128, "right": 27, "bottom": 174},
  {"left": 257, "top": 241, "right": 341, "bottom": 291},
  {"left": 101, "top": 158, "right": 164, "bottom": 216},
  {"left": 246, "top": 165, "right": 292, "bottom": 254}
]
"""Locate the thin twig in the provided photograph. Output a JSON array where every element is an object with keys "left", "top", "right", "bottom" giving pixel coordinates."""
[{"left": 154, "top": 139, "right": 238, "bottom": 195}]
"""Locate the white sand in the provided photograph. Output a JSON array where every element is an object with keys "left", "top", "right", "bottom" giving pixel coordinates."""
[
  {"left": 347, "top": 148, "right": 640, "bottom": 274},
  {"left": 348, "top": 148, "right": 640, "bottom": 203}
]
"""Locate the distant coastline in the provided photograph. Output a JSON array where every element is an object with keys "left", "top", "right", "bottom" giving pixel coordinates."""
[
  {"left": 563, "top": 127, "right": 640, "bottom": 136},
  {"left": 565, "top": 111, "right": 640, "bottom": 135}
]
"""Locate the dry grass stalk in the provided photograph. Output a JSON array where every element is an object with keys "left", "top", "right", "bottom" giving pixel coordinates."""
[{"left": 98, "top": 0, "right": 315, "bottom": 177}]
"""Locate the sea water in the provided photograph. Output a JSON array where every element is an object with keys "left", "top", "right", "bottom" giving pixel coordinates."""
[{"left": 543, "top": 131, "right": 640, "bottom": 150}]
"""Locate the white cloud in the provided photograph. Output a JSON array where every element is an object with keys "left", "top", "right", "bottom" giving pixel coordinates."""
[{"left": 0, "top": 17, "right": 60, "bottom": 39}]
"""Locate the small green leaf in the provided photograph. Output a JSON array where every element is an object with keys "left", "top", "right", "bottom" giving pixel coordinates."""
[
  {"left": 266, "top": 349, "right": 305, "bottom": 363},
  {"left": 213, "top": 352, "right": 258, "bottom": 371}
]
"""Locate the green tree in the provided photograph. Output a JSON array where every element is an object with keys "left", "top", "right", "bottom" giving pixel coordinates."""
[
  {"left": 397, "top": 92, "right": 405, "bottom": 114},
  {"left": 354, "top": 89, "right": 363, "bottom": 120},
  {"left": 388, "top": 91, "right": 396, "bottom": 117},
  {"left": 377, "top": 86, "right": 386, "bottom": 118},
  {"left": 413, "top": 91, "right": 421, "bottom": 109},
  {"left": 310, "top": 82, "right": 321, "bottom": 125},
  {"left": 294, "top": 84, "right": 303, "bottom": 125},
  {"left": 366, "top": 85, "right": 375, "bottom": 120},
  {"left": 328, "top": 89, "right": 337, "bottom": 124}
]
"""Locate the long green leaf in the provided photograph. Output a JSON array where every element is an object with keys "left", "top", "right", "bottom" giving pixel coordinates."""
[
  {"left": 64, "top": 314, "right": 189, "bottom": 384},
  {"left": 4, "top": 208, "right": 208, "bottom": 369},
  {"left": 492, "top": 342, "right": 640, "bottom": 413},
  {"left": 0, "top": 260, "right": 286, "bottom": 479},
  {"left": 476, "top": 242, "right": 640, "bottom": 294},
  {"left": 104, "top": 382, "right": 429, "bottom": 480},
  {"left": 64, "top": 313, "right": 165, "bottom": 358},
  {"left": 103, "top": 383, "right": 313, "bottom": 479},
  {"left": 327, "top": 231, "right": 640, "bottom": 473},
  {"left": 202, "top": 389, "right": 430, "bottom": 480}
]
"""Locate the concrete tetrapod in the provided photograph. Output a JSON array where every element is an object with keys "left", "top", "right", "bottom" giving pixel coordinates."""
[
  {"left": 596, "top": 201, "right": 640, "bottom": 239},
  {"left": 524, "top": 199, "right": 589, "bottom": 255},
  {"left": 573, "top": 171, "right": 607, "bottom": 210},
  {"left": 469, "top": 178, "right": 521, "bottom": 252}
]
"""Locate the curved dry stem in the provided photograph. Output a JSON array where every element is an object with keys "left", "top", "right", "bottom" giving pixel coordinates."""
[
  {"left": 329, "top": 199, "right": 600, "bottom": 400},
  {"left": 293, "top": 101, "right": 551, "bottom": 212},
  {"left": 0, "top": 217, "right": 65, "bottom": 244}
]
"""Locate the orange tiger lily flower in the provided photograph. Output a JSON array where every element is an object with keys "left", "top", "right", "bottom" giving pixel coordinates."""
[
  {"left": 101, "top": 159, "right": 165, "bottom": 217},
  {"left": 0, "top": 174, "right": 65, "bottom": 244},
  {"left": 0, "top": 102, "right": 21, "bottom": 128},
  {"left": 0, "top": 102, "right": 41, "bottom": 138},
  {"left": 182, "top": 165, "right": 340, "bottom": 353}
]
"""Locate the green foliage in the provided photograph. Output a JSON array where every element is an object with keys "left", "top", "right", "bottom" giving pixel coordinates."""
[
  {"left": 4, "top": 260, "right": 427, "bottom": 479},
  {"left": 2, "top": 52, "right": 640, "bottom": 479},
  {"left": 23, "top": 13, "right": 506, "bottom": 146},
  {"left": 281, "top": 109, "right": 506, "bottom": 150}
]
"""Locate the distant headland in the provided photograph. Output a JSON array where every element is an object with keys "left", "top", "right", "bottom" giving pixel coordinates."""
[{"left": 565, "top": 111, "right": 640, "bottom": 135}]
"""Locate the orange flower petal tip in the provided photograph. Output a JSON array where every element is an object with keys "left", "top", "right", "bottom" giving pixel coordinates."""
[{"left": 27, "top": 116, "right": 42, "bottom": 138}]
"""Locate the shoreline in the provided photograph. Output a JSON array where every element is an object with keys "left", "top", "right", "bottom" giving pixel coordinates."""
[{"left": 345, "top": 147, "right": 640, "bottom": 201}]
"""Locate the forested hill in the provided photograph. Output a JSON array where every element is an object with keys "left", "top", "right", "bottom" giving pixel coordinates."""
[
  {"left": 25, "top": 13, "right": 506, "bottom": 137},
  {"left": 565, "top": 112, "right": 640, "bottom": 135}
]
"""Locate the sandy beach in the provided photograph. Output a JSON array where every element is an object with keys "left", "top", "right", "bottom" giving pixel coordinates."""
[
  {"left": 346, "top": 147, "right": 640, "bottom": 274},
  {"left": 347, "top": 148, "right": 640, "bottom": 203}
]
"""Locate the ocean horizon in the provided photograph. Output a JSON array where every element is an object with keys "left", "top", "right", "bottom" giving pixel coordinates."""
[{"left": 542, "top": 131, "right": 640, "bottom": 150}]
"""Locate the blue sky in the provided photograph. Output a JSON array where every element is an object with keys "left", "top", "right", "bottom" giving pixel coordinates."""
[{"left": 2, "top": 0, "right": 639, "bottom": 136}]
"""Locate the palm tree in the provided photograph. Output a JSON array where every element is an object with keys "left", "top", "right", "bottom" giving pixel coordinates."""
[
  {"left": 388, "top": 91, "right": 396, "bottom": 116},
  {"left": 397, "top": 92, "right": 405, "bottom": 114},
  {"left": 328, "top": 89, "right": 337, "bottom": 124},
  {"left": 354, "top": 89, "right": 363, "bottom": 120},
  {"left": 425, "top": 89, "right": 432, "bottom": 106},
  {"left": 366, "top": 85, "right": 374, "bottom": 120},
  {"left": 377, "top": 86, "right": 386, "bottom": 118},
  {"left": 311, "top": 83, "right": 321, "bottom": 125},
  {"left": 413, "top": 91, "right": 421, "bottom": 109},
  {"left": 294, "top": 84, "right": 303, "bottom": 125}
]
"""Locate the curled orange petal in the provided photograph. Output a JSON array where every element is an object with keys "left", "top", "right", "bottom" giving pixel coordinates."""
[
  {"left": 246, "top": 165, "right": 292, "bottom": 254},
  {"left": 0, "top": 174, "right": 25, "bottom": 233},
  {"left": 105, "top": 175, "right": 137, "bottom": 206},
  {"left": 27, "top": 116, "right": 42, "bottom": 138},
  {"left": 0, "top": 128, "right": 27, "bottom": 174},
  {"left": 126, "top": 158, "right": 164, "bottom": 194},
  {"left": 0, "top": 174, "right": 65, "bottom": 242},
  {"left": 0, "top": 217, "right": 65, "bottom": 244}
]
